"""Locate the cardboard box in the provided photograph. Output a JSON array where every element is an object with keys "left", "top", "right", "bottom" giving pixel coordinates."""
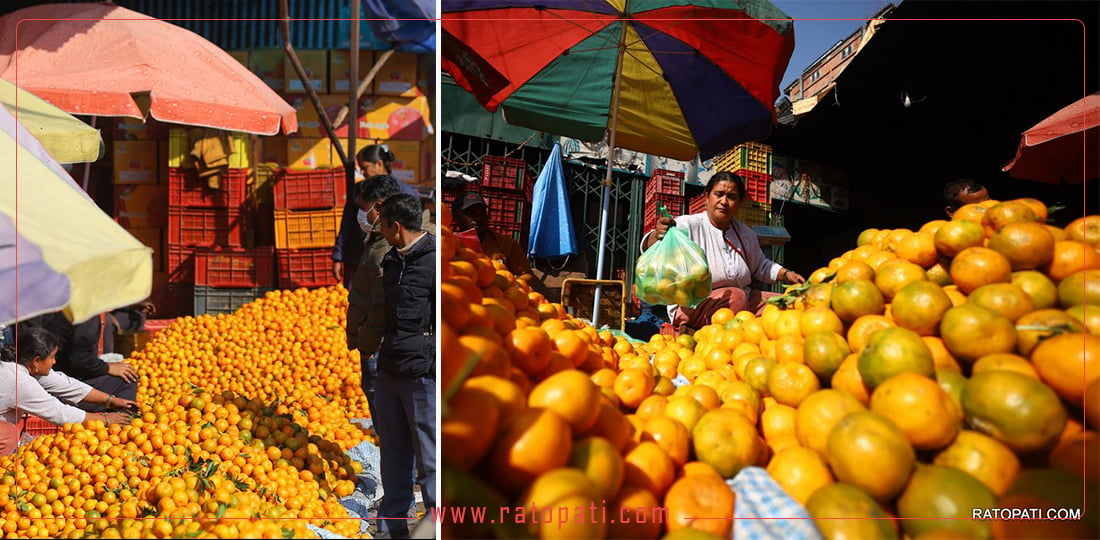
[
  {"left": 374, "top": 52, "right": 420, "bottom": 97},
  {"left": 328, "top": 50, "right": 375, "bottom": 93},
  {"left": 286, "top": 138, "right": 332, "bottom": 170},
  {"left": 113, "top": 141, "right": 159, "bottom": 184},
  {"left": 126, "top": 227, "right": 164, "bottom": 272},
  {"left": 115, "top": 117, "right": 167, "bottom": 141},
  {"left": 360, "top": 95, "right": 433, "bottom": 140},
  {"left": 167, "top": 128, "right": 250, "bottom": 168},
  {"left": 333, "top": 139, "right": 421, "bottom": 184},
  {"left": 258, "top": 136, "right": 288, "bottom": 165},
  {"left": 284, "top": 50, "right": 328, "bottom": 94},
  {"left": 287, "top": 94, "right": 351, "bottom": 138},
  {"left": 114, "top": 184, "right": 169, "bottom": 229},
  {"left": 248, "top": 49, "right": 285, "bottom": 90}
]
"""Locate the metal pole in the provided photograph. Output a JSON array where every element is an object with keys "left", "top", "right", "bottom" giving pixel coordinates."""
[{"left": 591, "top": 14, "right": 630, "bottom": 328}]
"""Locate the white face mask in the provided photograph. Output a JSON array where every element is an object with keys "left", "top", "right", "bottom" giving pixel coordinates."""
[{"left": 357, "top": 208, "right": 376, "bottom": 233}]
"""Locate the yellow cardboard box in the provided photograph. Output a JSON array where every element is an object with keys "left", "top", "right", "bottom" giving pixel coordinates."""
[
  {"left": 285, "top": 50, "right": 328, "bottom": 94},
  {"left": 114, "top": 185, "right": 169, "bottom": 229},
  {"left": 125, "top": 227, "right": 164, "bottom": 272},
  {"left": 287, "top": 94, "right": 355, "bottom": 139},
  {"left": 113, "top": 141, "right": 159, "bottom": 184},
  {"left": 166, "top": 128, "right": 251, "bottom": 169},
  {"left": 360, "top": 95, "right": 432, "bottom": 140},
  {"left": 287, "top": 138, "right": 332, "bottom": 170},
  {"left": 248, "top": 49, "right": 285, "bottom": 90},
  {"left": 258, "top": 136, "right": 288, "bottom": 166},
  {"left": 374, "top": 52, "right": 419, "bottom": 97},
  {"left": 328, "top": 50, "right": 375, "bottom": 93}
]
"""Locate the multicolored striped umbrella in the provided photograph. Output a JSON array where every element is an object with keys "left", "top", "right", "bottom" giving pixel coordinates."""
[
  {"left": 442, "top": 0, "right": 794, "bottom": 162},
  {"left": 443, "top": 0, "right": 795, "bottom": 324}
]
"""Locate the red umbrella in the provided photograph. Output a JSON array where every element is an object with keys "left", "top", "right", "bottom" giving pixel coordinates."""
[
  {"left": 0, "top": 2, "right": 297, "bottom": 136},
  {"left": 1003, "top": 93, "right": 1099, "bottom": 184}
]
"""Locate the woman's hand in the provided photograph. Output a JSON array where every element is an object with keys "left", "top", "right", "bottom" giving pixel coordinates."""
[
  {"left": 90, "top": 412, "right": 132, "bottom": 426},
  {"left": 109, "top": 397, "right": 139, "bottom": 412},
  {"left": 107, "top": 362, "right": 138, "bottom": 383},
  {"left": 333, "top": 261, "right": 344, "bottom": 283},
  {"left": 643, "top": 217, "right": 678, "bottom": 250},
  {"left": 779, "top": 268, "right": 807, "bottom": 285}
]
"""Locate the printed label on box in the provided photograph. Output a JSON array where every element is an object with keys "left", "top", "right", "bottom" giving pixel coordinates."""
[
  {"left": 113, "top": 141, "right": 159, "bottom": 184},
  {"left": 329, "top": 50, "right": 374, "bottom": 93},
  {"left": 374, "top": 52, "right": 419, "bottom": 97},
  {"left": 115, "top": 185, "right": 169, "bottom": 229},
  {"left": 249, "top": 49, "right": 285, "bottom": 91},
  {"left": 285, "top": 50, "right": 328, "bottom": 94}
]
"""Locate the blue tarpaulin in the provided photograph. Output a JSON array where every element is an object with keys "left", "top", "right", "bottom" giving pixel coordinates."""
[
  {"left": 362, "top": 0, "right": 436, "bottom": 53},
  {"left": 528, "top": 143, "right": 579, "bottom": 259}
]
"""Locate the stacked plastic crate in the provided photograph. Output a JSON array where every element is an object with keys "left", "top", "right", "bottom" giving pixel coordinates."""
[
  {"left": 643, "top": 169, "right": 686, "bottom": 232},
  {"left": 165, "top": 128, "right": 256, "bottom": 316},
  {"left": 270, "top": 168, "right": 346, "bottom": 290},
  {"left": 480, "top": 155, "right": 533, "bottom": 243},
  {"left": 691, "top": 142, "right": 773, "bottom": 226}
]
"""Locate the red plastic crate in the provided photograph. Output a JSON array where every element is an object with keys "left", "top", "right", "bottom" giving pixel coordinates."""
[
  {"left": 732, "top": 169, "right": 771, "bottom": 204},
  {"left": 481, "top": 155, "right": 529, "bottom": 191},
  {"left": 643, "top": 193, "right": 686, "bottom": 232},
  {"left": 481, "top": 187, "right": 527, "bottom": 224},
  {"left": 168, "top": 168, "right": 248, "bottom": 208},
  {"left": 488, "top": 220, "right": 524, "bottom": 243},
  {"left": 276, "top": 248, "right": 339, "bottom": 289},
  {"left": 194, "top": 247, "right": 276, "bottom": 288},
  {"left": 442, "top": 183, "right": 479, "bottom": 205},
  {"left": 166, "top": 245, "right": 196, "bottom": 284},
  {"left": 168, "top": 207, "right": 245, "bottom": 247},
  {"left": 689, "top": 192, "right": 707, "bottom": 214},
  {"left": 150, "top": 283, "right": 193, "bottom": 318},
  {"left": 272, "top": 168, "right": 348, "bottom": 210},
  {"left": 645, "top": 169, "right": 685, "bottom": 198},
  {"left": 19, "top": 414, "right": 60, "bottom": 436}
]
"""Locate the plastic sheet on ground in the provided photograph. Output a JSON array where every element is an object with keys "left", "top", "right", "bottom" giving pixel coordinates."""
[{"left": 728, "top": 467, "right": 823, "bottom": 540}]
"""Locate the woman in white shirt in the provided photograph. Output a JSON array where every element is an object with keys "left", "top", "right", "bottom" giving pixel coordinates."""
[
  {"left": 642, "top": 171, "right": 807, "bottom": 333},
  {"left": 0, "top": 327, "right": 136, "bottom": 455}
]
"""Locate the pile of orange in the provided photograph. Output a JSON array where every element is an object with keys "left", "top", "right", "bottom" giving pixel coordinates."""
[
  {"left": 440, "top": 201, "right": 1100, "bottom": 539},
  {"left": 0, "top": 286, "right": 375, "bottom": 538}
]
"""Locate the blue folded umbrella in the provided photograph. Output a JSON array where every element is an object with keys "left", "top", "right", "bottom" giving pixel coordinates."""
[{"left": 528, "top": 143, "right": 579, "bottom": 259}]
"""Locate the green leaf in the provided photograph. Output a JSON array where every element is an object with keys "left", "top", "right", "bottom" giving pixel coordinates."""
[
  {"left": 281, "top": 528, "right": 295, "bottom": 539},
  {"left": 215, "top": 503, "right": 227, "bottom": 519}
]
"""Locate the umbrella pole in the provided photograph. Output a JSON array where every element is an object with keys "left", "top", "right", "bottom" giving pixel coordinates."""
[{"left": 592, "top": 18, "right": 629, "bottom": 329}]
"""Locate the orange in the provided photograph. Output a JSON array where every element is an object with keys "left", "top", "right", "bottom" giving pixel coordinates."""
[
  {"left": 504, "top": 326, "right": 553, "bottom": 377},
  {"left": 935, "top": 368, "right": 968, "bottom": 423},
  {"left": 663, "top": 396, "right": 708, "bottom": 433},
  {"left": 926, "top": 259, "right": 954, "bottom": 287},
  {"left": 920, "top": 219, "right": 949, "bottom": 236},
  {"left": 1057, "top": 269, "right": 1100, "bottom": 308},
  {"left": 1049, "top": 431, "right": 1100, "bottom": 485},
  {"left": 765, "top": 446, "right": 834, "bottom": 506},
  {"left": 802, "top": 331, "right": 850, "bottom": 380},
  {"left": 806, "top": 483, "right": 896, "bottom": 540},
  {"left": 613, "top": 368, "right": 656, "bottom": 410},
  {"left": 895, "top": 231, "right": 939, "bottom": 268},
  {"left": 933, "top": 219, "right": 986, "bottom": 258},
  {"left": 869, "top": 372, "right": 960, "bottom": 450},
  {"left": 896, "top": 464, "right": 997, "bottom": 539},
  {"left": 679, "top": 460, "right": 725, "bottom": 481},
  {"left": 890, "top": 281, "right": 953, "bottom": 336},
  {"left": 552, "top": 330, "right": 590, "bottom": 368},
  {"left": 826, "top": 410, "right": 916, "bottom": 501},
  {"left": 845, "top": 314, "right": 895, "bottom": 352},
  {"left": 1010, "top": 270, "right": 1059, "bottom": 309},
  {"left": 461, "top": 334, "right": 512, "bottom": 378},
  {"left": 987, "top": 221, "right": 1055, "bottom": 270},
  {"left": 606, "top": 484, "right": 663, "bottom": 539},
  {"left": 691, "top": 408, "right": 763, "bottom": 479},
  {"left": 772, "top": 333, "right": 805, "bottom": 365},
  {"left": 767, "top": 362, "right": 820, "bottom": 407},
  {"left": 834, "top": 260, "right": 876, "bottom": 283},
  {"left": 590, "top": 368, "right": 618, "bottom": 390},
  {"left": 1067, "top": 303, "right": 1100, "bottom": 335},
  {"left": 441, "top": 384, "right": 500, "bottom": 470},
  {"left": 711, "top": 307, "right": 736, "bottom": 326},
  {"left": 517, "top": 468, "right": 606, "bottom": 539},
  {"left": 568, "top": 436, "right": 625, "bottom": 500},
  {"left": 1014, "top": 197, "right": 1049, "bottom": 222},
  {"left": 740, "top": 356, "right": 777, "bottom": 396},
  {"left": 800, "top": 307, "right": 844, "bottom": 336},
  {"left": 1087, "top": 378, "right": 1100, "bottom": 429},
  {"left": 874, "top": 259, "right": 929, "bottom": 302},
  {"left": 857, "top": 327, "right": 935, "bottom": 389},
  {"left": 830, "top": 279, "right": 885, "bottom": 322},
  {"left": 663, "top": 474, "right": 735, "bottom": 538},
  {"left": 717, "top": 380, "right": 762, "bottom": 424},
  {"left": 857, "top": 228, "right": 879, "bottom": 246},
  {"left": 773, "top": 309, "right": 803, "bottom": 338},
  {"left": 623, "top": 441, "right": 676, "bottom": 498},
  {"left": 583, "top": 401, "right": 634, "bottom": 453},
  {"left": 1064, "top": 215, "right": 1100, "bottom": 246},
  {"left": 795, "top": 389, "right": 867, "bottom": 458},
  {"left": 949, "top": 247, "right": 1012, "bottom": 294},
  {"left": 939, "top": 304, "right": 1017, "bottom": 362},
  {"left": 923, "top": 336, "right": 962, "bottom": 373},
  {"left": 485, "top": 407, "right": 574, "bottom": 496},
  {"left": 830, "top": 353, "right": 871, "bottom": 405},
  {"left": 960, "top": 370, "right": 1067, "bottom": 453},
  {"left": 635, "top": 394, "right": 669, "bottom": 422},
  {"left": 933, "top": 430, "right": 1020, "bottom": 496},
  {"left": 682, "top": 384, "right": 721, "bottom": 411},
  {"left": 1044, "top": 240, "right": 1100, "bottom": 281},
  {"left": 641, "top": 416, "right": 691, "bottom": 467},
  {"left": 982, "top": 200, "right": 1038, "bottom": 232},
  {"left": 441, "top": 282, "right": 473, "bottom": 330},
  {"left": 971, "top": 353, "right": 1040, "bottom": 381},
  {"left": 952, "top": 202, "right": 992, "bottom": 226},
  {"left": 1030, "top": 332, "right": 1100, "bottom": 406},
  {"left": 1015, "top": 308, "right": 1084, "bottom": 356},
  {"left": 966, "top": 282, "right": 1035, "bottom": 322},
  {"left": 760, "top": 402, "right": 798, "bottom": 444},
  {"left": 528, "top": 369, "right": 602, "bottom": 432}
]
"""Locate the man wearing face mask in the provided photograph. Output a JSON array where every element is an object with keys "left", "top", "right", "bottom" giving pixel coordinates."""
[{"left": 345, "top": 175, "right": 432, "bottom": 420}]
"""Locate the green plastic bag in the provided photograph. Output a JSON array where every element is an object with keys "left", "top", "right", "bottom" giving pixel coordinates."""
[{"left": 634, "top": 209, "right": 712, "bottom": 308}]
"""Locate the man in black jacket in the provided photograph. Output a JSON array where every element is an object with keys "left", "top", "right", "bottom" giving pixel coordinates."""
[{"left": 374, "top": 193, "right": 436, "bottom": 539}]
